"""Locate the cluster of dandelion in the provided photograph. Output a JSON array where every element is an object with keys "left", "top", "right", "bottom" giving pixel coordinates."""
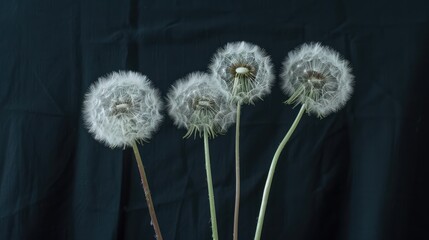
[{"left": 82, "top": 42, "right": 353, "bottom": 240}]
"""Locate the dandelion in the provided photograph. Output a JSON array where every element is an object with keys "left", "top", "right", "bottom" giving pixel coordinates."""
[
  {"left": 167, "top": 72, "right": 236, "bottom": 240},
  {"left": 254, "top": 43, "right": 354, "bottom": 240},
  {"left": 83, "top": 71, "right": 164, "bottom": 240},
  {"left": 210, "top": 41, "right": 275, "bottom": 240}
]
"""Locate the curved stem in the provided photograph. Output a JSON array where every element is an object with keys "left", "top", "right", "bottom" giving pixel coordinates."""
[
  {"left": 254, "top": 104, "right": 306, "bottom": 240},
  {"left": 233, "top": 101, "right": 241, "bottom": 240},
  {"left": 204, "top": 130, "right": 219, "bottom": 240},
  {"left": 131, "top": 142, "right": 163, "bottom": 240}
]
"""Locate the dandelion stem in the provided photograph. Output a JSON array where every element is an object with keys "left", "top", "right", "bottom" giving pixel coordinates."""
[
  {"left": 131, "top": 141, "right": 163, "bottom": 240},
  {"left": 204, "top": 130, "right": 219, "bottom": 240},
  {"left": 254, "top": 103, "right": 306, "bottom": 240},
  {"left": 233, "top": 101, "right": 241, "bottom": 240}
]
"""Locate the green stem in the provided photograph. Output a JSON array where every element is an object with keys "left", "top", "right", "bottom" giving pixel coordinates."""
[
  {"left": 204, "top": 130, "right": 219, "bottom": 240},
  {"left": 233, "top": 101, "right": 241, "bottom": 240},
  {"left": 254, "top": 104, "right": 307, "bottom": 240},
  {"left": 131, "top": 142, "right": 163, "bottom": 240}
]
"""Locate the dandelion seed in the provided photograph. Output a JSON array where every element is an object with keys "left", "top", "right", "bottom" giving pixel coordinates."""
[
  {"left": 209, "top": 41, "right": 275, "bottom": 104},
  {"left": 83, "top": 71, "right": 163, "bottom": 148},
  {"left": 281, "top": 42, "right": 354, "bottom": 117},
  {"left": 167, "top": 72, "right": 236, "bottom": 139}
]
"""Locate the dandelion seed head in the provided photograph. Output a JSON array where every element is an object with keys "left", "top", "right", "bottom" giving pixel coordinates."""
[
  {"left": 83, "top": 71, "right": 163, "bottom": 148},
  {"left": 167, "top": 72, "right": 236, "bottom": 138},
  {"left": 209, "top": 41, "right": 275, "bottom": 104},
  {"left": 281, "top": 43, "right": 354, "bottom": 117}
]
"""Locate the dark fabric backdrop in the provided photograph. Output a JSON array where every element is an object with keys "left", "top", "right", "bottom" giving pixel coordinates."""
[{"left": 1, "top": 0, "right": 428, "bottom": 239}]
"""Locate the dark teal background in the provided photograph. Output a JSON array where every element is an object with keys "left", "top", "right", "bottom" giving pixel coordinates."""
[{"left": 1, "top": 0, "right": 428, "bottom": 239}]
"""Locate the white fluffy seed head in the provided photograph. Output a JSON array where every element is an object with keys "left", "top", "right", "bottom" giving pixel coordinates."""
[
  {"left": 167, "top": 72, "right": 236, "bottom": 138},
  {"left": 281, "top": 43, "right": 354, "bottom": 118},
  {"left": 83, "top": 71, "right": 163, "bottom": 148},
  {"left": 209, "top": 41, "right": 275, "bottom": 104}
]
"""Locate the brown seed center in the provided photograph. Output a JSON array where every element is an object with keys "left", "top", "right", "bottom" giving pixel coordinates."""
[
  {"left": 111, "top": 102, "right": 132, "bottom": 116},
  {"left": 235, "top": 67, "right": 249, "bottom": 74},
  {"left": 304, "top": 70, "right": 326, "bottom": 89}
]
